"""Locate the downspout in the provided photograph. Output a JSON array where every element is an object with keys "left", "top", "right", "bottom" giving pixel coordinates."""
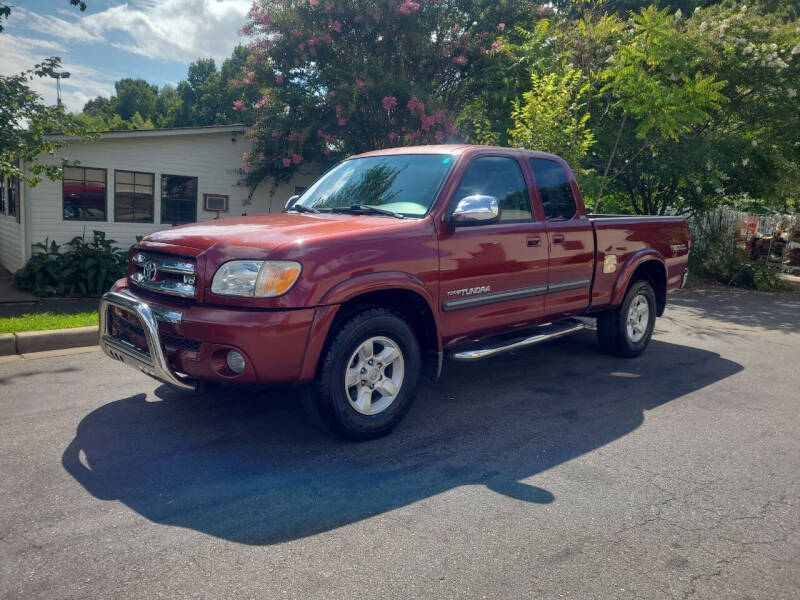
[{"left": 20, "top": 159, "right": 31, "bottom": 266}]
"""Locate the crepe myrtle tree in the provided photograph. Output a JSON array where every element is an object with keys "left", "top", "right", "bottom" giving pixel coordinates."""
[{"left": 234, "top": 0, "right": 533, "bottom": 185}]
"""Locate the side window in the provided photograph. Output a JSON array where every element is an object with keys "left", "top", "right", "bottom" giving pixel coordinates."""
[
  {"left": 530, "top": 158, "right": 577, "bottom": 221},
  {"left": 161, "top": 174, "right": 198, "bottom": 225},
  {"left": 63, "top": 166, "right": 107, "bottom": 221},
  {"left": 452, "top": 156, "right": 531, "bottom": 222}
]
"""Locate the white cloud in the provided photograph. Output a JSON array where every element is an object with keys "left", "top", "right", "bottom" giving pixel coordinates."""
[
  {"left": 26, "top": 0, "right": 250, "bottom": 64},
  {"left": 24, "top": 8, "right": 105, "bottom": 43},
  {"left": 0, "top": 34, "right": 116, "bottom": 112},
  {"left": 1, "top": 1, "right": 252, "bottom": 111}
]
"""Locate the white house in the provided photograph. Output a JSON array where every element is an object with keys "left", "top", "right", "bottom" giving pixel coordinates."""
[{"left": 0, "top": 125, "right": 320, "bottom": 273}]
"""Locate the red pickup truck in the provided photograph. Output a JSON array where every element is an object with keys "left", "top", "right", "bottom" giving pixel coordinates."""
[{"left": 100, "top": 145, "right": 689, "bottom": 439}]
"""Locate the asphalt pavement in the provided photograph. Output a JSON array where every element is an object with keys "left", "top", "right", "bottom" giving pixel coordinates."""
[{"left": 0, "top": 288, "right": 798, "bottom": 599}]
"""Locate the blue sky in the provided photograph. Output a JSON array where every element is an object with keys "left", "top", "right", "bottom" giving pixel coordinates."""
[{"left": 0, "top": 0, "right": 250, "bottom": 112}]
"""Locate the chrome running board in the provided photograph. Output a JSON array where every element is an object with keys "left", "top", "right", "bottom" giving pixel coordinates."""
[{"left": 450, "top": 318, "right": 585, "bottom": 362}]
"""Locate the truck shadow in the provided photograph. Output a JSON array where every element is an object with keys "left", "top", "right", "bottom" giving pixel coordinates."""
[{"left": 62, "top": 332, "right": 741, "bottom": 545}]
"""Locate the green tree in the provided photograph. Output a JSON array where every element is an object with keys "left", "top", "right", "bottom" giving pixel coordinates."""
[
  {"left": 114, "top": 78, "right": 159, "bottom": 121},
  {"left": 509, "top": 69, "right": 596, "bottom": 171},
  {"left": 0, "top": 58, "right": 88, "bottom": 184},
  {"left": 495, "top": 2, "right": 800, "bottom": 215}
]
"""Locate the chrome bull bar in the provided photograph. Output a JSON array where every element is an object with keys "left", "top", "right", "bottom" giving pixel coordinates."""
[{"left": 99, "top": 290, "right": 196, "bottom": 391}]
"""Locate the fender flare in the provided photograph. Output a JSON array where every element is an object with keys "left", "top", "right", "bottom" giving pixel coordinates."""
[
  {"left": 317, "top": 270, "right": 437, "bottom": 308},
  {"left": 610, "top": 249, "right": 667, "bottom": 308},
  {"left": 298, "top": 271, "right": 441, "bottom": 381}
]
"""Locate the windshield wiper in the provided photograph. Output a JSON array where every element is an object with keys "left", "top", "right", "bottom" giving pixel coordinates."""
[
  {"left": 287, "top": 204, "right": 319, "bottom": 214},
  {"left": 330, "top": 204, "right": 406, "bottom": 219}
]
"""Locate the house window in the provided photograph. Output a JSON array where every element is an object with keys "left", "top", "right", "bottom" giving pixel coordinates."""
[
  {"left": 8, "top": 176, "right": 17, "bottom": 218},
  {"left": 115, "top": 170, "right": 154, "bottom": 223},
  {"left": 161, "top": 175, "right": 198, "bottom": 225},
  {"left": 63, "top": 166, "right": 107, "bottom": 221}
]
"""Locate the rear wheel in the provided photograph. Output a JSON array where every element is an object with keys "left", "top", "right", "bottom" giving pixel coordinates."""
[
  {"left": 305, "top": 308, "right": 421, "bottom": 440},
  {"left": 597, "top": 279, "right": 657, "bottom": 358}
]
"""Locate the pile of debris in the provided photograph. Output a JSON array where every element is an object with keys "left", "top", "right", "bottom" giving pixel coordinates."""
[
  {"left": 742, "top": 217, "right": 800, "bottom": 269},
  {"left": 788, "top": 227, "right": 800, "bottom": 267}
]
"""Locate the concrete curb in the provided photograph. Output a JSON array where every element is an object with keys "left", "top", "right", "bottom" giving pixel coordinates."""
[{"left": 0, "top": 326, "right": 99, "bottom": 356}]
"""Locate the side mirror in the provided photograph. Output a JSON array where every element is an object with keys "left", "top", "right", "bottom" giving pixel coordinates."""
[
  {"left": 450, "top": 195, "right": 500, "bottom": 226},
  {"left": 284, "top": 194, "right": 300, "bottom": 211}
]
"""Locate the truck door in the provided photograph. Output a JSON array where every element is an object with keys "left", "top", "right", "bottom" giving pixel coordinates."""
[
  {"left": 438, "top": 154, "right": 549, "bottom": 344},
  {"left": 529, "top": 158, "right": 594, "bottom": 318}
]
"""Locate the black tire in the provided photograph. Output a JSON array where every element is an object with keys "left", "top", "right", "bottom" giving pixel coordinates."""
[
  {"left": 597, "top": 279, "right": 657, "bottom": 358},
  {"left": 304, "top": 307, "right": 422, "bottom": 441}
]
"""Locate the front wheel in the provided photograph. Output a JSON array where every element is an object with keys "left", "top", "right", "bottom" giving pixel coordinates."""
[
  {"left": 597, "top": 279, "right": 657, "bottom": 358},
  {"left": 305, "top": 308, "right": 421, "bottom": 440}
]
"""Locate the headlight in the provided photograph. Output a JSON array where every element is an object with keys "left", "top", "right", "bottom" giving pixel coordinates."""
[{"left": 211, "top": 260, "right": 301, "bottom": 297}]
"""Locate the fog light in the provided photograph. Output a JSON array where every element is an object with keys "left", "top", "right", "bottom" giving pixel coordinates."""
[{"left": 226, "top": 350, "right": 245, "bottom": 374}]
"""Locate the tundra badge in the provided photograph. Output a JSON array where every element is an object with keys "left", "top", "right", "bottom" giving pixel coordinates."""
[{"left": 447, "top": 285, "right": 491, "bottom": 297}]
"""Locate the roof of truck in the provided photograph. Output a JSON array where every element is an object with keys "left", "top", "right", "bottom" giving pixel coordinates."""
[{"left": 352, "top": 144, "right": 563, "bottom": 162}]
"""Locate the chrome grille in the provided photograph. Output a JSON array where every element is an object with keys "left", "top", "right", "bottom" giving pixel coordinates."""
[{"left": 131, "top": 252, "right": 196, "bottom": 299}]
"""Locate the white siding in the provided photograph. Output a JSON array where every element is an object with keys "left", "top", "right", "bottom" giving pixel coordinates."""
[
  {"left": 0, "top": 214, "right": 23, "bottom": 272},
  {"left": 24, "top": 131, "right": 320, "bottom": 260}
]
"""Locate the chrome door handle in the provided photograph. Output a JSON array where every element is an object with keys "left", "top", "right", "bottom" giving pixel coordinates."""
[
  {"left": 552, "top": 233, "right": 566, "bottom": 244},
  {"left": 527, "top": 235, "right": 542, "bottom": 247}
]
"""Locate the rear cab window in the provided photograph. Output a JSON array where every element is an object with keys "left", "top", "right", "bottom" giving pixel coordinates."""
[{"left": 530, "top": 158, "right": 577, "bottom": 221}]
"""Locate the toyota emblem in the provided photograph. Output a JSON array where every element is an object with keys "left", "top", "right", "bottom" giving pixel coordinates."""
[{"left": 142, "top": 260, "right": 158, "bottom": 282}]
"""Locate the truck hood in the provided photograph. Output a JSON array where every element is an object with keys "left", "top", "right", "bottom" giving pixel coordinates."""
[{"left": 141, "top": 212, "right": 407, "bottom": 254}]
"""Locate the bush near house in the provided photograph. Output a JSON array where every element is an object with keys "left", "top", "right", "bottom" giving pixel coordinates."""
[{"left": 14, "top": 231, "right": 128, "bottom": 297}]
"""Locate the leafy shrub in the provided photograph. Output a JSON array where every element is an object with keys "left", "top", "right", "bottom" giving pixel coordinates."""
[{"left": 15, "top": 230, "right": 128, "bottom": 296}]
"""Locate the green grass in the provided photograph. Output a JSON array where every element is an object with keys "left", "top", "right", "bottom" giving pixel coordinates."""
[{"left": 0, "top": 311, "right": 99, "bottom": 334}]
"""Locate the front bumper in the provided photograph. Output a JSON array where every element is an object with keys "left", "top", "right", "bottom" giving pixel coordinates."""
[
  {"left": 99, "top": 284, "right": 315, "bottom": 389},
  {"left": 100, "top": 290, "right": 195, "bottom": 390}
]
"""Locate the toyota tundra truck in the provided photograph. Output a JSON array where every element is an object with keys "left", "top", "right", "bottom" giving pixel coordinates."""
[{"left": 100, "top": 145, "right": 690, "bottom": 439}]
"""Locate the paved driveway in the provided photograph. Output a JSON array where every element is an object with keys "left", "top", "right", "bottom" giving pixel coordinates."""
[{"left": 1, "top": 288, "right": 798, "bottom": 599}]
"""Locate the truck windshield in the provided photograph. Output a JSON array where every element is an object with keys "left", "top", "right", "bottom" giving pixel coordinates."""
[{"left": 294, "top": 154, "right": 454, "bottom": 217}]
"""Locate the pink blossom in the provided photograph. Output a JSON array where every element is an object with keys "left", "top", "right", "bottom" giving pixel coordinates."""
[
  {"left": 337, "top": 117, "right": 346, "bottom": 126},
  {"left": 388, "top": 132, "right": 399, "bottom": 141},
  {"left": 407, "top": 95, "right": 424, "bottom": 114},
  {"left": 292, "top": 153, "right": 303, "bottom": 165},
  {"left": 271, "top": 129, "right": 280, "bottom": 138},
  {"left": 453, "top": 55, "right": 468, "bottom": 66},
  {"left": 335, "top": 104, "right": 343, "bottom": 116},
  {"left": 243, "top": 70, "right": 256, "bottom": 84},
  {"left": 382, "top": 96, "right": 398, "bottom": 111},
  {"left": 288, "top": 132, "right": 299, "bottom": 141},
  {"left": 275, "top": 74, "right": 284, "bottom": 84},
  {"left": 435, "top": 130, "right": 445, "bottom": 142},
  {"left": 257, "top": 152, "right": 265, "bottom": 160},
  {"left": 233, "top": 100, "right": 246, "bottom": 111},
  {"left": 282, "top": 158, "right": 292, "bottom": 167},
  {"left": 497, "top": 23, "right": 505, "bottom": 31},
  {"left": 491, "top": 41, "right": 503, "bottom": 51},
  {"left": 327, "top": 90, "right": 336, "bottom": 98},
  {"left": 398, "top": 0, "right": 420, "bottom": 16},
  {"left": 309, "top": 0, "right": 318, "bottom": 5},
  {"left": 331, "top": 20, "right": 342, "bottom": 33},
  {"left": 254, "top": 94, "right": 270, "bottom": 109},
  {"left": 420, "top": 114, "right": 435, "bottom": 131}
]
